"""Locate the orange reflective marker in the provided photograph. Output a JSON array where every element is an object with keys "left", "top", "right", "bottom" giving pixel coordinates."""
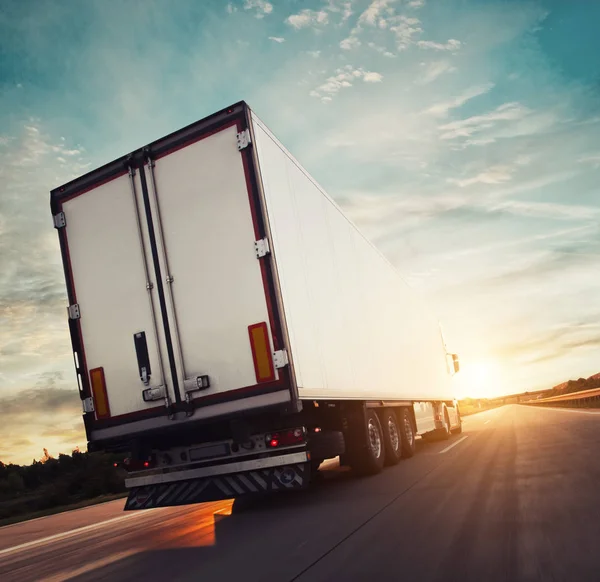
[
  {"left": 248, "top": 322, "right": 276, "bottom": 383},
  {"left": 89, "top": 367, "right": 111, "bottom": 419}
]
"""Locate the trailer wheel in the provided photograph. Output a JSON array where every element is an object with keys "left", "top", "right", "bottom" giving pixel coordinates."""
[
  {"left": 381, "top": 409, "right": 402, "bottom": 465},
  {"left": 398, "top": 407, "right": 416, "bottom": 458},
  {"left": 451, "top": 407, "right": 463, "bottom": 434},
  {"left": 351, "top": 409, "right": 385, "bottom": 476},
  {"left": 438, "top": 408, "right": 451, "bottom": 440}
]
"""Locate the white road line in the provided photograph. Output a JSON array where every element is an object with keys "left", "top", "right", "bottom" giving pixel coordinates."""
[
  {"left": 484, "top": 420, "right": 490, "bottom": 424},
  {"left": 0, "top": 511, "right": 149, "bottom": 557},
  {"left": 439, "top": 435, "right": 469, "bottom": 454}
]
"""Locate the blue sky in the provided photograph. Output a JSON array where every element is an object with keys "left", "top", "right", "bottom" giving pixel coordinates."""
[{"left": 1, "top": 0, "right": 599, "bottom": 463}]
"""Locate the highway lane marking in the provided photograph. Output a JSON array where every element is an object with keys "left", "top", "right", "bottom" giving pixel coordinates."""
[
  {"left": 438, "top": 435, "right": 469, "bottom": 454},
  {"left": 484, "top": 420, "right": 491, "bottom": 424},
  {"left": 38, "top": 549, "right": 138, "bottom": 582},
  {"left": 0, "top": 511, "right": 150, "bottom": 557}
]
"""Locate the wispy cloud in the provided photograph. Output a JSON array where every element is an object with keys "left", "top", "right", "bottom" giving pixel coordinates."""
[
  {"left": 417, "top": 39, "right": 461, "bottom": 51},
  {"left": 489, "top": 200, "right": 600, "bottom": 221},
  {"left": 309, "top": 65, "right": 384, "bottom": 102},
  {"left": 286, "top": 9, "right": 329, "bottom": 29},
  {"left": 268, "top": 36, "right": 285, "bottom": 43},
  {"left": 438, "top": 101, "right": 527, "bottom": 137},
  {"left": 425, "top": 83, "right": 495, "bottom": 117},
  {"left": 416, "top": 60, "right": 457, "bottom": 84},
  {"left": 448, "top": 164, "right": 514, "bottom": 187}
]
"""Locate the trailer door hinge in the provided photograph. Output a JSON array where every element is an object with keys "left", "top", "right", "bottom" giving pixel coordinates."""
[
  {"left": 53, "top": 212, "right": 66, "bottom": 229},
  {"left": 68, "top": 304, "right": 81, "bottom": 320},
  {"left": 273, "top": 349, "right": 289, "bottom": 369},
  {"left": 254, "top": 238, "right": 270, "bottom": 258},
  {"left": 237, "top": 129, "right": 251, "bottom": 150},
  {"left": 82, "top": 397, "right": 95, "bottom": 413}
]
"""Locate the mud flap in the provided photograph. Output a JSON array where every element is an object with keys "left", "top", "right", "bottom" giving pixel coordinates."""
[{"left": 124, "top": 462, "right": 310, "bottom": 510}]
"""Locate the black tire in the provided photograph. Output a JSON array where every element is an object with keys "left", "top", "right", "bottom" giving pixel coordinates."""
[
  {"left": 350, "top": 409, "right": 385, "bottom": 476},
  {"left": 398, "top": 407, "right": 416, "bottom": 458},
  {"left": 381, "top": 409, "right": 402, "bottom": 465},
  {"left": 451, "top": 407, "right": 463, "bottom": 434}
]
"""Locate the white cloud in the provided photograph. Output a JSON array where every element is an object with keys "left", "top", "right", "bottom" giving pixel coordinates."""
[
  {"left": 310, "top": 66, "right": 384, "bottom": 101},
  {"left": 425, "top": 83, "right": 495, "bottom": 117},
  {"left": 286, "top": 9, "right": 329, "bottom": 29},
  {"left": 416, "top": 60, "right": 457, "bottom": 85},
  {"left": 226, "top": 2, "right": 237, "bottom": 14},
  {"left": 306, "top": 50, "right": 321, "bottom": 58},
  {"left": 358, "top": 0, "right": 397, "bottom": 27},
  {"left": 268, "top": 36, "right": 285, "bottom": 43},
  {"left": 340, "top": 35, "right": 361, "bottom": 50},
  {"left": 408, "top": 0, "right": 425, "bottom": 7},
  {"left": 490, "top": 200, "right": 600, "bottom": 221},
  {"left": 244, "top": 0, "right": 273, "bottom": 18},
  {"left": 448, "top": 165, "right": 514, "bottom": 187},
  {"left": 389, "top": 15, "right": 423, "bottom": 49},
  {"left": 438, "top": 101, "right": 529, "bottom": 139},
  {"left": 417, "top": 39, "right": 462, "bottom": 51},
  {"left": 578, "top": 153, "right": 600, "bottom": 168},
  {"left": 363, "top": 71, "right": 383, "bottom": 83},
  {"left": 324, "top": 0, "right": 353, "bottom": 23}
]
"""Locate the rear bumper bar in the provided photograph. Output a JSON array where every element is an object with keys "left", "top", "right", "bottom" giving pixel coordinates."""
[{"left": 125, "top": 453, "right": 310, "bottom": 510}]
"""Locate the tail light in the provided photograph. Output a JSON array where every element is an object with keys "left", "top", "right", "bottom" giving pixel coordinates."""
[
  {"left": 265, "top": 427, "right": 306, "bottom": 448},
  {"left": 123, "top": 455, "right": 156, "bottom": 472}
]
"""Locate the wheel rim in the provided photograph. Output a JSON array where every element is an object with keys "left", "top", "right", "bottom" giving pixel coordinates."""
[
  {"left": 403, "top": 415, "right": 414, "bottom": 445},
  {"left": 368, "top": 418, "right": 382, "bottom": 459},
  {"left": 388, "top": 416, "right": 400, "bottom": 452}
]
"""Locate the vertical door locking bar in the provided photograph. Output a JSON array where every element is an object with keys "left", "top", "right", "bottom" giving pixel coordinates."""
[
  {"left": 145, "top": 153, "right": 188, "bottom": 383},
  {"left": 127, "top": 163, "right": 172, "bottom": 413}
]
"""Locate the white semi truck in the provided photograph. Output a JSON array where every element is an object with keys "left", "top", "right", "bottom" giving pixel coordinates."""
[{"left": 50, "top": 102, "right": 461, "bottom": 510}]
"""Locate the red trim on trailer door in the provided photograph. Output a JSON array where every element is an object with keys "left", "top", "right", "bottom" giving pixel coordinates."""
[
  {"left": 59, "top": 205, "right": 93, "bottom": 407},
  {"left": 237, "top": 120, "right": 280, "bottom": 352}
]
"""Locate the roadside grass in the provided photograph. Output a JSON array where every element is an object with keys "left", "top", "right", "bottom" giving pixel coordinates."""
[{"left": 0, "top": 492, "right": 127, "bottom": 528}]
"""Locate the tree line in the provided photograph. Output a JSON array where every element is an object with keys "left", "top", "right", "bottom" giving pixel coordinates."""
[{"left": 0, "top": 448, "right": 127, "bottom": 522}]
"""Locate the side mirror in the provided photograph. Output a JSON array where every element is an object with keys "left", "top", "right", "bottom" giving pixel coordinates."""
[{"left": 452, "top": 354, "right": 460, "bottom": 374}]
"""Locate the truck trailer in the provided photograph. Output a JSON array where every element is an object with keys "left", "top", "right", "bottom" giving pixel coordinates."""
[{"left": 50, "top": 101, "right": 462, "bottom": 510}]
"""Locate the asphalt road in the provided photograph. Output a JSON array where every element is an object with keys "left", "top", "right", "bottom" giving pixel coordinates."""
[{"left": 1, "top": 404, "right": 599, "bottom": 582}]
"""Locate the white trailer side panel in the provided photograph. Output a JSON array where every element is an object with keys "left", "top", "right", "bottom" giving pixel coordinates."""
[{"left": 252, "top": 114, "right": 453, "bottom": 402}]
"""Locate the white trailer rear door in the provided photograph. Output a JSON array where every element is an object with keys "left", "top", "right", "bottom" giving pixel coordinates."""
[
  {"left": 145, "top": 122, "right": 287, "bottom": 407},
  {"left": 52, "top": 104, "right": 294, "bottom": 442}
]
